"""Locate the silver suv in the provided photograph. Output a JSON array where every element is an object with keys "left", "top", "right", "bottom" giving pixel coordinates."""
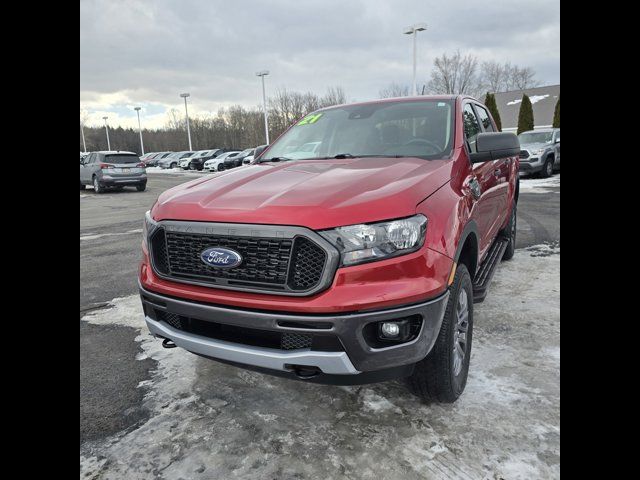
[
  {"left": 517, "top": 128, "right": 560, "bottom": 178},
  {"left": 80, "top": 151, "right": 147, "bottom": 193}
]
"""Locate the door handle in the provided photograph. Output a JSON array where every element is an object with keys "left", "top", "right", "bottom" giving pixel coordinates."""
[{"left": 464, "top": 177, "right": 481, "bottom": 200}]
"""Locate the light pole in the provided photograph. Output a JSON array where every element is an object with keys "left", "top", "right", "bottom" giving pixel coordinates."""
[
  {"left": 256, "top": 70, "right": 270, "bottom": 144},
  {"left": 403, "top": 23, "right": 427, "bottom": 96},
  {"left": 80, "top": 122, "right": 87, "bottom": 153},
  {"left": 103, "top": 116, "right": 111, "bottom": 150},
  {"left": 180, "top": 93, "right": 193, "bottom": 150},
  {"left": 134, "top": 107, "right": 145, "bottom": 155}
]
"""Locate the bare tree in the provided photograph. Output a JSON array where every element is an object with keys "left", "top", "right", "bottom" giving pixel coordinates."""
[
  {"left": 510, "top": 66, "right": 539, "bottom": 90},
  {"left": 428, "top": 50, "right": 483, "bottom": 98},
  {"left": 321, "top": 86, "right": 347, "bottom": 106},
  {"left": 379, "top": 82, "right": 410, "bottom": 98},
  {"left": 481, "top": 60, "right": 509, "bottom": 93}
]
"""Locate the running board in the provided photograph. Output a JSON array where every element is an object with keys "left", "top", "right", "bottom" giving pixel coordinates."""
[{"left": 472, "top": 238, "right": 509, "bottom": 303}]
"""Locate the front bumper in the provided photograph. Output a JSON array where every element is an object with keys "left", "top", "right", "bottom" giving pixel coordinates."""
[{"left": 139, "top": 283, "right": 449, "bottom": 379}]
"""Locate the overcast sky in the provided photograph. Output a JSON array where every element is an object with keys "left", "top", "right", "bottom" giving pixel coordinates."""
[{"left": 80, "top": 0, "right": 559, "bottom": 129}]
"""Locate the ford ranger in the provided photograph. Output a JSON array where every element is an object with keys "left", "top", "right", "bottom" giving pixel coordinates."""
[{"left": 139, "top": 96, "right": 520, "bottom": 403}]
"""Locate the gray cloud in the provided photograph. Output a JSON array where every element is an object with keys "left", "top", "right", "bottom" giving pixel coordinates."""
[{"left": 80, "top": 0, "right": 559, "bottom": 127}]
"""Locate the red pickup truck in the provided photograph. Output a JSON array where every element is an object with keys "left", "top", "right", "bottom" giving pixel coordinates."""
[{"left": 139, "top": 96, "right": 520, "bottom": 403}]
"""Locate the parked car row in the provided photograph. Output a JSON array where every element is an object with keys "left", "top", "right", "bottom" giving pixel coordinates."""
[{"left": 139, "top": 147, "right": 258, "bottom": 172}]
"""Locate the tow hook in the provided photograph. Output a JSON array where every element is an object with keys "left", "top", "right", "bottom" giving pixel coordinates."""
[
  {"left": 162, "top": 338, "right": 177, "bottom": 349},
  {"left": 290, "top": 365, "right": 322, "bottom": 379}
]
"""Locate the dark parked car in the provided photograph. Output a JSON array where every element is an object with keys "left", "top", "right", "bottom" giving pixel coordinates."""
[
  {"left": 80, "top": 151, "right": 147, "bottom": 193},
  {"left": 226, "top": 148, "right": 254, "bottom": 168},
  {"left": 222, "top": 151, "right": 244, "bottom": 169},
  {"left": 188, "top": 149, "right": 226, "bottom": 171}
]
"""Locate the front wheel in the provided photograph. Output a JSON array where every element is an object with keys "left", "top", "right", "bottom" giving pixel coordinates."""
[
  {"left": 170, "top": 162, "right": 177, "bottom": 169},
  {"left": 408, "top": 263, "right": 473, "bottom": 403},
  {"left": 540, "top": 157, "right": 554, "bottom": 178},
  {"left": 501, "top": 205, "right": 516, "bottom": 261},
  {"left": 80, "top": 182, "right": 86, "bottom": 190}
]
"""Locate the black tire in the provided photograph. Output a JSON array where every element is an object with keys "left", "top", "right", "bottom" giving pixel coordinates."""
[
  {"left": 80, "top": 182, "right": 86, "bottom": 190},
  {"left": 500, "top": 205, "right": 516, "bottom": 261},
  {"left": 217, "top": 164, "right": 224, "bottom": 172},
  {"left": 408, "top": 264, "right": 473, "bottom": 403},
  {"left": 540, "top": 156, "right": 554, "bottom": 178},
  {"left": 170, "top": 162, "right": 177, "bottom": 169},
  {"left": 136, "top": 183, "right": 146, "bottom": 192},
  {"left": 93, "top": 176, "right": 104, "bottom": 194}
]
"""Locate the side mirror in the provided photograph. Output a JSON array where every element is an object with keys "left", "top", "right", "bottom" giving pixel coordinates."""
[
  {"left": 469, "top": 132, "right": 520, "bottom": 163},
  {"left": 554, "top": 138, "right": 560, "bottom": 144},
  {"left": 254, "top": 144, "right": 269, "bottom": 160}
]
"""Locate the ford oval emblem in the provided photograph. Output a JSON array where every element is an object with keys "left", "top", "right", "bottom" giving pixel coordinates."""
[{"left": 200, "top": 247, "right": 243, "bottom": 269}]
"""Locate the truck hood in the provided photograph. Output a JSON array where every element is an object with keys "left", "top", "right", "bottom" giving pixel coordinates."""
[
  {"left": 521, "top": 142, "right": 551, "bottom": 151},
  {"left": 152, "top": 157, "right": 452, "bottom": 230}
]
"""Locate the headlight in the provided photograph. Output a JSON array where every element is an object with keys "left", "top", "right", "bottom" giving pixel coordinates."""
[
  {"left": 320, "top": 214, "right": 427, "bottom": 266},
  {"left": 142, "top": 210, "right": 157, "bottom": 249},
  {"left": 534, "top": 148, "right": 545, "bottom": 155}
]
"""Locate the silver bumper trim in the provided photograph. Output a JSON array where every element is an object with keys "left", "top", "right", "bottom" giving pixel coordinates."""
[{"left": 145, "top": 316, "right": 360, "bottom": 375}]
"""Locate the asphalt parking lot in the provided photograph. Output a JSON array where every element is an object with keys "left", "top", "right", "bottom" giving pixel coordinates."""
[{"left": 80, "top": 170, "right": 560, "bottom": 479}]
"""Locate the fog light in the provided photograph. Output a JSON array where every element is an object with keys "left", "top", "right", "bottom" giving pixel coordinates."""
[{"left": 381, "top": 322, "right": 400, "bottom": 337}]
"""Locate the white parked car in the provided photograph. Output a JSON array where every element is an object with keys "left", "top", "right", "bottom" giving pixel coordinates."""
[
  {"left": 204, "top": 151, "right": 240, "bottom": 172},
  {"left": 242, "top": 155, "right": 254, "bottom": 165}
]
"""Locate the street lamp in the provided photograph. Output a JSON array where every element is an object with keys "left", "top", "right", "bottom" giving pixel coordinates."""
[
  {"left": 103, "top": 116, "right": 111, "bottom": 150},
  {"left": 403, "top": 23, "right": 427, "bottom": 96},
  {"left": 80, "top": 122, "right": 87, "bottom": 153},
  {"left": 256, "top": 70, "right": 270, "bottom": 144},
  {"left": 180, "top": 93, "right": 193, "bottom": 150},
  {"left": 134, "top": 107, "right": 145, "bottom": 155}
]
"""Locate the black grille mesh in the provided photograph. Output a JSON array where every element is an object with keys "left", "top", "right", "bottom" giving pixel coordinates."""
[
  {"left": 150, "top": 228, "right": 327, "bottom": 293},
  {"left": 289, "top": 237, "right": 327, "bottom": 290},
  {"left": 281, "top": 332, "right": 313, "bottom": 350},
  {"left": 519, "top": 150, "right": 530, "bottom": 159}
]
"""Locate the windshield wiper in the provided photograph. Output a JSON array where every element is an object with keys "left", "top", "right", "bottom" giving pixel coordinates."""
[{"left": 258, "top": 157, "right": 294, "bottom": 163}]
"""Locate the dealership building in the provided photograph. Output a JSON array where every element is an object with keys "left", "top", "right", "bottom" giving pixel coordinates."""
[{"left": 493, "top": 84, "right": 560, "bottom": 132}]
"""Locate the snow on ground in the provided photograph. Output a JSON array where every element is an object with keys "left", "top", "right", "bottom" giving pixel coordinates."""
[
  {"left": 80, "top": 247, "right": 560, "bottom": 480},
  {"left": 520, "top": 174, "right": 560, "bottom": 192},
  {"left": 80, "top": 229, "right": 143, "bottom": 241},
  {"left": 146, "top": 167, "right": 207, "bottom": 176}
]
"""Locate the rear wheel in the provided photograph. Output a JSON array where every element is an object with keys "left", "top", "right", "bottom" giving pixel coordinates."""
[
  {"left": 93, "top": 176, "right": 104, "bottom": 194},
  {"left": 408, "top": 263, "right": 473, "bottom": 403},
  {"left": 136, "top": 183, "right": 146, "bottom": 192},
  {"left": 80, "top": 182, "right": 86, "bottom": 190},
  {"left": 170, "top": 162, "right": 177, "bottom": 169}
]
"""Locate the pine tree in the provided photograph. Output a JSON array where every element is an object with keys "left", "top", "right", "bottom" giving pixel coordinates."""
[
  {"left": 517, "top": 94, "right": 534, "bottom": 134},
  {"left": 552, "top": 96, "right": 560, "bottom": 128},
  {"left": 484, "top": 93, "right": 502, "bottom": 132}
]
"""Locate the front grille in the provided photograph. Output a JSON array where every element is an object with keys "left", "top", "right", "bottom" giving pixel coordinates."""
[
  {"left": 153, "top": 309, "right": 340, "bottom": 351},
  {"left": 519, "top": 150, "right": 530, "bottom": 159},
  {"left": 149, "top": 227, "right": 328, "bottom": 294}
]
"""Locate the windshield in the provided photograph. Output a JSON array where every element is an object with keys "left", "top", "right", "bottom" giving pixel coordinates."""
[
  {"left": 518, "top": 132, "right": 553, "bottom": 144},
  {"left": 263, "top": 99, "right": 454, "bottom": 161},
  {"left": 105, "top": 154, "right": 140, "bottom": 164}
]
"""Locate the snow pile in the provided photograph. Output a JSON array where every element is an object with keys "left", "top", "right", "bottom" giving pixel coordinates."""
[{"left": 520, "top": 174, "right": 560, "bottom": 192}]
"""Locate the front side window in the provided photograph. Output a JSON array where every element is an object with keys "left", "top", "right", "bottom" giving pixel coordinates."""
[
  {"left": 475, "top": 105, "right": 494, "bottom": 132},
  {"left": 463, "top": 104, "right": 481, "bottom": 153},
  {"left": 263, "top": 99, "right": 454, "bottom": 161}
]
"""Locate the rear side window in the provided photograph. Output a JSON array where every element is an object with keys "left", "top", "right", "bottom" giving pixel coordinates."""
[
  {"left": 463, "top": 104, "right": 482, "bottom": 153},
  {"left": 475, "top": 105, "right": 495, "bottom": 132},
  {"left": 105, "top": 154, "right": 140, "bottom": 164}
]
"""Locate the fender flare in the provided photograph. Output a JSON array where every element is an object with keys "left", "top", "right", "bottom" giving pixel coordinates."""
[{"left": 452, "top": 220, "right": 480, "bottom": 272}]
